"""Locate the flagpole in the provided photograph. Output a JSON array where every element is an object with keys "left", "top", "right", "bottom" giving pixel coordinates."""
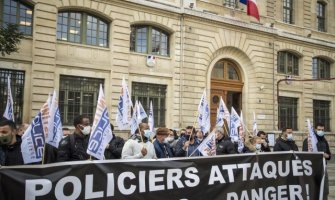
[{"left": 130, "top": 103, "right": 144, "bottom": 143}]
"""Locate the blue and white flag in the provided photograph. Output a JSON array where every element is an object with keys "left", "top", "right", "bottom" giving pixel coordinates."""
[
  {"left": 229, "top": 107, "right": 241, "bottom": 141},
  {"left": 87, "top": 85, "right": 113, "bottom": 160},
  {"left": 115, "top": 77, "right": 132, "bottom": 130},
  {"left": 198, "top": 90, "right": 210, "bottom": 134},
  {"left": 130, "top": 101, "right": 139, "bottom": 135},
  {"left": 307, "top": 119, "right": 318, "bottom": 152},
  {"left": 46, "top": 90, "right": 63, "bottom": 148},
  {"left": 3, "top": 76, "right": 14, "bottom": 121},
  {"left": 253, "top": 111, "right": 258, "bottom": 135},
  {"left": 21, "top": 112, "right": 45, "bottom": 164},
  {"left": 137, "top": 101, "right": 148, "bottom": 123},
  {"left": 192, "top": 131, "right": 216, "bottom": 157},
  {"left": 148, "top": 101, "right": 154, "bottom": 132}
]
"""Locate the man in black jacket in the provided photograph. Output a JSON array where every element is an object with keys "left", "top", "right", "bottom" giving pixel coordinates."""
[
  {"left": 215, "top": 128, "right": 236, "bottom": 155},
  {"left": 257, "top": 131, "right": 271, "bottom": 152},
  {"left": 273, "top": 127, "right": 298, "bottom": 151},
  {"left": 57, "top": 115, "right": 91, "bottom": 162},
  {"left": 0, "top": 119, "right": 24, "bottom": 166},
  {"left": 105, "top": 124, "right": 125, "bottom": 159},
  {"left": 302, "top": 122, "right": 331, "bottom": 200}
]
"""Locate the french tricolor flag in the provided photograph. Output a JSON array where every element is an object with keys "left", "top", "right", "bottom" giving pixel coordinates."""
[{"left": 240, "top": 0, "right": 260, "bottom": 21}]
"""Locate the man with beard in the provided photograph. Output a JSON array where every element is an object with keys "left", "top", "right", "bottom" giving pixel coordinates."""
[{"left": 175, "top": 126, "right": 201, "bottom": 157}]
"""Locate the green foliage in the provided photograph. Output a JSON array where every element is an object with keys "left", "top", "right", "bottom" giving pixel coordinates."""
[{"left": 0, "top": 23, "right": 24, "bottom": 56}]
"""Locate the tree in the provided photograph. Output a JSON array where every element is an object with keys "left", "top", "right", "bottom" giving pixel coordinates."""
[{"left": 0, "top": 23, "right": 24, "bottom": 56}]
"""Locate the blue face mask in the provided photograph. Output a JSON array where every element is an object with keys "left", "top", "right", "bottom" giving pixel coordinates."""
[
  {"left": 144, "top": 130, "right": 152, "bottom": 138},
  {"left": 317, "top": 131, "right": 324, "bottom": 137},
  {"left": 255, "top": 144, "right": 262, "bottom": 150},
  {"left": 287, "top": 133, "right": 293, "bottom": 141}
]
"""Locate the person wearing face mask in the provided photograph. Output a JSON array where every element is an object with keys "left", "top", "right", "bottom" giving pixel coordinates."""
[
  {"left": 0, "top": 119, "right": 24, "bottom": 166},
  {"left": 122, "top": 123, "right": 157, "bottom": 159},
  {"left": 175, "top": 126, "right": 201, "bottom": 157},
  {"left": 166, "top": 129, "right": 179, "bottom": 153},
  {"left": 302, "top": 122, "right": 331, "bottom": 200},
  {"left": 153, "top": 128, "right": 174, "bottom": 158},
  {"left": 242, "top": 136, "right": 263, "bottom": 153},
  {"left": 57, "top": 115, "right": 91, "bottom": 162},
  {"left": 257, "top": 131, "right": 271, "bottom": 152},
  {"left": 273, "top": 127, "right": 298, "bottom": 151}
]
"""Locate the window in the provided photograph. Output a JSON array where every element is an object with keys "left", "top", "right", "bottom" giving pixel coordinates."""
[
  {"left": 57, "top": 12, "right": 108, "bottom": 47},
  {"left": 59, "top": 75, "right": 104, "bottom": 125},
  {"left": 1, "top": 0, "right": 33, "bottom": 35},
  {"left": 283, "top": 0, "right": 294, "bottom": 24},
  {"left": 131, "top": 82, "right": 167, "bottom": 127},
  {"left": 277, "top": 51, "right": 299, "bottom": 75},
  {"left": 312, "top": 58, "right": 330, "bottom": 79},
  {"left": 130, "top": 25, "right": 169, "bottom": 56},
  {"left": 313, "top": 100, "right": 330, "bottom": 131},
  {"left": 0, "top": 69, "right": 25, "bottom": 123},
  {"left": 211, "top": 60, "right": 240, "bottom": 80},
  {"left": 278, "top": 97, "right": 298, "bottom": 130},
  {"left": 316, "top": 2, "right": 326, "bottom": 32},
  {"left": 225, "top": 0, "right": 237, "bottom": 7}
]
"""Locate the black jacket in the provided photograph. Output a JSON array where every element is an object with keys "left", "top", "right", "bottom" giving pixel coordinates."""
[
  {"left": 153, "top": 140, "right": 174, "bottom": 158},
  {"left": 302, "top": 133, "right": 331, "bottom": 161},
  {"left": 216, "top": 136, "right": 236, "bottom": 155},
  {"left": 273, "top": 138, "right": 299, "bottom": 151},
  {"left": 43, "top": 143, "right": 58, "bottom": 164},
  {"left": 104, "top": 134, "right": 125, "bottom": 159},
  {"left": 0, "top": 136, "right": 24, "bottom": 166},
  {"left": 57, "top": 133, "right": 90, "bottom": 162}
]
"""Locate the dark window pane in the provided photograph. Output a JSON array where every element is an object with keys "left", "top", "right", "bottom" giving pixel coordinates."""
[
  {"left": 278, "top": 97, "right": 298, "bottom": 130},
  {"left": 59, "top": 75, "right": 104, "bottom": 125},
  {"left": 313, "top": 100, "right": 330, "bottom": 131},
  {"left": 277, "top": 51, "right": 299, "bottom": 75},
  {"left": 0, "top": 69, "right": 25, "bottom": 124}
]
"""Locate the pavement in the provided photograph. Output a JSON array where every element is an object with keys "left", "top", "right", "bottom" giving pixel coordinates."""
[{"left": 329, "top": 159, "right": 335, "bottom": 200}]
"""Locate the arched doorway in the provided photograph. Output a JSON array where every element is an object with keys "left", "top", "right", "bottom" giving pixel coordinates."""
[{"left": 210, "top": 59, "right": 244, "bottom": 127}]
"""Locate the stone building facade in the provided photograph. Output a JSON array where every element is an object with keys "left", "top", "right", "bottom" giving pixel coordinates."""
[{"left": 0, "top": 0, "right": 334, "bottom": 151}]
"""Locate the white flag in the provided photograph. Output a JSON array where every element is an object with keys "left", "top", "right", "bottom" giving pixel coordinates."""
[
  {"left": 3, "top": 76, "right": 14, "bottom": 121},
  {"left": 87, "top": 85, "right": 113, "bottom": 160},
  {"left": 115, "top": 77, "right": 132, "bottom": 130},
  {"left": 148, "top": 101, "right": 154, "bottom": 132},
  {"left": 46, "top": 90, "right": 63, "bottom": 148},
  {"left": 307, "top": 119, "right": 318, "bottom": 152},
  {"left": 21, "top": 112, "right": 45, "bottom": 164},
  {"left": 253, "top": 111, "right": 258, "bottom": 135},
  {"left": 130, "top": 101, "right": 139, "bottom": 135},
  {"left": 229, "top": 107, "right": 241, "bottom": 140},
  {"left": 193, "top": 131, "right": 216, "bottom": 157},
  {"left": 198, "top": 90, "right": 210, "bottom": 134},
  {"left": 137, "top": 101, "right": 148, "bottom": 122}
]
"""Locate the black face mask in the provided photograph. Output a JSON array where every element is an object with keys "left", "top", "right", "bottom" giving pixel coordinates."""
[
  {"left": 185, "top": 135, "right": 194, "bottom": 140},
  {"left": 0, "top": 134, "right": 13, "bottom": 145}
]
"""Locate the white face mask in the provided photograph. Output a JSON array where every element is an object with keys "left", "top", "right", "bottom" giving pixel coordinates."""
[
  {"left": 166, "top": 136, "right": 174, "bottom": 143},
  {"left": 255, "top": 143, "right": 262, "bottom": 150},
  {"left": 317, "top": 131, "right": 324, "bottom": 137},
  {"left": 80, "top": 125, "right": 91, "bottom": 135},
  {"left": 144, "top": 130, "right": 152, "bottom": 138}
]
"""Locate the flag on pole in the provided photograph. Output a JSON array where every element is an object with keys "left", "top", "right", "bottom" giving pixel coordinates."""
[
  {"left": 130, "top": 101, "right": 139, "bottom": 135},
  {"left": 3, "top": 76, "right": 14, "bottom": 121},
  {"left": 192, "top": 131, "right": 216, "bottom": 157},
  {"left": 253, "top": 111, "right": 258, "bottom": 135},
  {"left": 40, "top": 94, "right": 51, "bottom": 139},
  {"left": 87, "top": 85, "right": 113, "bottom": 160},
  {"left": 148, "top": 101, "right": 154, "bottom": 132},
  {"left": 137, "top": 101, "right": 148, "bottom": 122},
  {"left": 307, "top": 119, "right": 318, "bottom": 152},
  {"left": 115, "top": 77, "right": 132, "bottom": 130},
  {"left": 240, "top": 0, "right": 247, "bottom": 4},
  {"left": 46, "top": 90, "right": 63, "bottom": 148},
  {"left": 230, "top": 107, "right": 241, "bottom": 140},
  {"left": 240, "top": 0, "right": 260, "bottom": 21},
  {"left": 198, "top": 90, "right": 210, "bottom": 134},
  {"left": 21, "top": 112, "right": 46, "bottom": 164}
]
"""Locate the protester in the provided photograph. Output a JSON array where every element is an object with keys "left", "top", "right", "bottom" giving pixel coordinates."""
[
  {"left": 17, "top": 123, "right": 29, "bottom": 136},
  {"left": 179, "top": 129, "right": 186, "bottom": 138},
  {"left": 153, "top": 127, "right": 174, "bottom": 158},
  {"left": 257, "top": 131, "right": 271, "bottom": 152},
  {"left": 175, "top": 126, "right": 201, "bottom": 157},
  {"left": 302, "top": 122, "right": 331, "bottom": 200},
  {"left": 122, "top": 123, "right": 156, "bottom": 159},
  {"left": 243, "top": 136, "right": 262, "bottom": 153},
  {"left": 105, "top": 124, "right": 125, "bottom": 159},
  {"left": 215, "top": 127, "right": 236, "bottom": 155},
  {"left": 273, "top": 127, "right": 298, "bottom": 151},
  {"left": 196, "top": 129, "right": 205, "bottom": 142},
  {"left": 62, "top": 127, "right": 71, "bottom": 138},
  {"left": 57, "top": 115, "right": 91, "bottom": 162},
  {"left": 0, "top": 119, "right": 24, "bottom": 166},
  {"left": 166, "top": 129, "right": 179, "bottom": 153}
]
